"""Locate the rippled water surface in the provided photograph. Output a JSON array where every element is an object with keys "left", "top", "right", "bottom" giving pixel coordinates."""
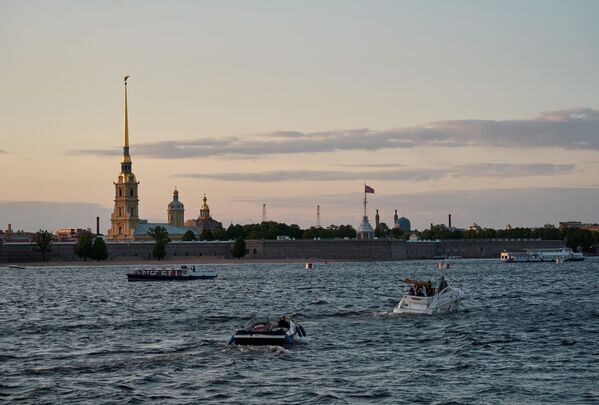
[{"left": 1, "top": 259, "right": 598, "bottom": 403}]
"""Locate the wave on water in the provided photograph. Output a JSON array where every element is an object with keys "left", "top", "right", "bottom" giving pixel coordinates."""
[{"left": 2, "top": 260, "right": 598, "bottom": 403}]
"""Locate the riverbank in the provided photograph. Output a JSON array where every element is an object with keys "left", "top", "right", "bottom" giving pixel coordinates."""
[{"left": 4, "top": 257, "right": 342, "bottom": 267}]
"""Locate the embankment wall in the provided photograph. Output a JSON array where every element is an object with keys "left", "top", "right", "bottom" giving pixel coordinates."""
[{"left": 1, "top": 238, "right": 565, "bottom": 263}]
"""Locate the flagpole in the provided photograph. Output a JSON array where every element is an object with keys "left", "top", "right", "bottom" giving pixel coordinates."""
[{"left": 363, "top": 187, "right": 367, "bottom": 217}]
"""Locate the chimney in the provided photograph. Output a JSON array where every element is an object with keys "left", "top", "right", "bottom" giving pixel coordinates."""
[
  {"left": 448, "top": 214, "right": 452, "bottom": 228},
  {"left": 8, "top": 224, "right": 12, "bottom": 234},
  {"left": 375, "top": 209, "right": 380, "bottom": 229},
  {"left": 96, "top": 217, "right": 100, "bottom": 235}
]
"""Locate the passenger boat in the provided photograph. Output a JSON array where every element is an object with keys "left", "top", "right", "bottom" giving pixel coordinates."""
[
  {"left": 126, "top": 265, "right": 217, "bottom": 282},
  {"left": 229, "top": 314, "right": 306, "bottom": 346},
  {"left": 393, "top": 276, "right": 465, "bottom": 315},
  {"left": 500, "top": 247, "right": 584, "bottom": 262}
]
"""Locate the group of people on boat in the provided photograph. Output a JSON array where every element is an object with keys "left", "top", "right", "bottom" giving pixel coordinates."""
[{"left": 404, "top": 276, "right": 448, "bottom": 297}]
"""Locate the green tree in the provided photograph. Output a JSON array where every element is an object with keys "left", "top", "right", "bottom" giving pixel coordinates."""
[
  {"left": 74, "top": 230, "right": 94, "bottom": 261},
  {"left": 32, "top": 229, "right": 53, "bottom": 262},
  {"left": 200, "top": 229, "right": 215, "bottom": 241},
  {"left": 152, "top": 240, "right": 167, "bottom": 260},
  {"left": 90, "top": 237, "right": 108, "bottom": 261},
  {"left": 375, "top": 222, "right": 389, "bottom": 238},
  {"left": 232, "top": 237, "right": 247, "bottom": 259},
  {"left": 213, "top": 228, "right": 227, "bottom": 241},
  {"left": 147, "top": 226, "right": 170, "bottom": 243},
  {"left": 148, "top": 226, "right": 170, "bottom": 260},
  {"left": 181, "top": 229, "right": 196, "bottom": 241},
  {"left": 390, "top": 228, "right": 404, "bottom": 239}
]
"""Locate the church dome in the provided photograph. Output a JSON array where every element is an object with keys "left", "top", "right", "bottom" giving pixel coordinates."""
[{"left": 168, "top": 188, "right": 184, "bottom": 209}]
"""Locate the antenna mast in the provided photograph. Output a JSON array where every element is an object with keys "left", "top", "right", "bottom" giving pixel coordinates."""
[{"left": 317, "top": 205, "right": 321, "bottom": 228}]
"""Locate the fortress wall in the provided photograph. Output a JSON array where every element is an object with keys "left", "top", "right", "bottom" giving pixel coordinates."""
[
  {"left": 246, "top": 239, "right": 393, "bottom": 260},
  {"left": 427, "top": 239, "right": 565, "bottom": 259},
  {"left": 1, "top": 238, "right": 566, "bottom": 263}
]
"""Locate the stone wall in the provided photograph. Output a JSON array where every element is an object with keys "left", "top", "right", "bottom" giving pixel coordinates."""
[{"left": 1, "top": 238, "right": 566, "bottom": 263}]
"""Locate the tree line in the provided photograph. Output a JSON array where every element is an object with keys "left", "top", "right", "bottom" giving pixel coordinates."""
[
  {"left": 179, "top": 221, "right": 358, "bottom": 242},
  {"left": 419, "top": 225, "right": 599, "bottom": 252}
]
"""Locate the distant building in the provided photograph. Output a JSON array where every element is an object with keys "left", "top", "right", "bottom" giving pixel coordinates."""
[
  {"left": 55, "top": 228, "right": 91, "bottom": 241},
  {"left": 559, "top": 221, "right": 583, "bottom": 229},
  {"left": 167, "top": 188, "right": 185, "bottom": 227},
  {"left": 184, "top": 194, "right": 223, "bottom": 233},
  {"left": 0, "top": 224, "right": 35, "bottom": 242},
  {"left": 104, "top": 78, "right": 208, "bottom": 241},
  {"left": 357, "top": 215, "right": 375, "bottom": 240},
  {"left": 134, "top": 188, "right": 198, "bottom": 240}
]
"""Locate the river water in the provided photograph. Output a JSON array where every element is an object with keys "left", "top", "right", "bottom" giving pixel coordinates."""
[{"left": 1, "top": 259, "right": 598, "bottom": 404}]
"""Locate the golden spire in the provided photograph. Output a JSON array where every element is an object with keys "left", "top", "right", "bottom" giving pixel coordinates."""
[{"left": 122, "top": 75, "right": 132, "bottom": 164}]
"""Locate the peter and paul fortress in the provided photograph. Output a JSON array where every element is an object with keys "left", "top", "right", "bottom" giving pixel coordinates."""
[{"left": 106, "top": 77, "right": 222, "bottom": 241}]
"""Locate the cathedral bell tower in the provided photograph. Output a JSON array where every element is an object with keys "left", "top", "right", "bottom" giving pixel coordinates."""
[{"left": 107, "top": 76, "right": 140, "bottom": 240}]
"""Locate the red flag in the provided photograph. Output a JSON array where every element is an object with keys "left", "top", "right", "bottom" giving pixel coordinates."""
[{"left": 365, "top": 185, "right": 375, "bottom": 193}]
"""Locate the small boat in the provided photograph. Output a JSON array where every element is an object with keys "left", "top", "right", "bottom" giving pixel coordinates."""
[
  {"left": 7, "top": 265, "right": 27, "bottom": 269},
  {"left": 127, "top": 265, "right": 217, "bottom": 282},
  {"left": 305, "top": 262, "right": 314, "bottom": 270},
  {"left": 393, "top": 275, "right": 465, "bottom": 315},
  {"left": 229, "top": 314, "right": 306, "bottom": 346}
]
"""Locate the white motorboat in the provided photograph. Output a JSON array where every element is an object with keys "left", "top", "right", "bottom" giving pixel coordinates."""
[{"left": 393, "top": 276, "right": 465, "bottom": 315}]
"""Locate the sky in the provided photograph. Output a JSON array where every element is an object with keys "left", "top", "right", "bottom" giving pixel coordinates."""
[{"left": 1, "top": 0, "right": 599, "bottom": 233}]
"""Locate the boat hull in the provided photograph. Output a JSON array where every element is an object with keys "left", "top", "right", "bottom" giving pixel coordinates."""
[
  {"left": 231, "top": 334, "right": 292, "bottom": 346},
  {"left": 229, "top": 319, "right": 305, "bottom": 346},
  {"left": 393, "top": 288, "right": 464, "bottom": 315}
]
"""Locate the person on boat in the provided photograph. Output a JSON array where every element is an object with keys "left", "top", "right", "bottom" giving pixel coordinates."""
[
  {"left": 277, "top": 316, "right": 290, "bottom": 329},
  {"left": 425, "top": 280, "right": 434, "bottom": 296},
  {"left": 437, "top": 275, "right": 448, "bottom": 293}
]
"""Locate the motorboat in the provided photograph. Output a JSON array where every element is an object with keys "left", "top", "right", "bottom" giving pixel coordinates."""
[
  {"left": 229, "top": 314, "right": 306, "bottom": 346},
  {"left": 393, "top": 276, "right": 465, "bottom": 315},
  {"left": 127, "top": 265, "right": 217, "bottom": 282}
]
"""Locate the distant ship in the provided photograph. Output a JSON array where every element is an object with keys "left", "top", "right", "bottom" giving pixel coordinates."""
[
  {"left": 127, "top": 265, "right": 217, "bottom": 281},
  {"left": 500, "top": 247, "right": 584, "bottom": 262}
]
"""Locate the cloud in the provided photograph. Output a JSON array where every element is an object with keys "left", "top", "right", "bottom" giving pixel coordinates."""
[
  {"left": 72, "top": 108, "right": 599, "bottom": 158},
  {"left": 0, "top": 150, "right": 8, "bottom": 154},
  {"left": 177, "top": 163, "right": 575, "bottom": 182}
]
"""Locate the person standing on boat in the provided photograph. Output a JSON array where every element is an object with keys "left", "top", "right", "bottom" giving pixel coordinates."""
[
  {"left": 277, "top": 316, "right": 290, "bottom": 329},
  {"left": 437, "top": 275, "right": 448, "bottom": 293}
]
